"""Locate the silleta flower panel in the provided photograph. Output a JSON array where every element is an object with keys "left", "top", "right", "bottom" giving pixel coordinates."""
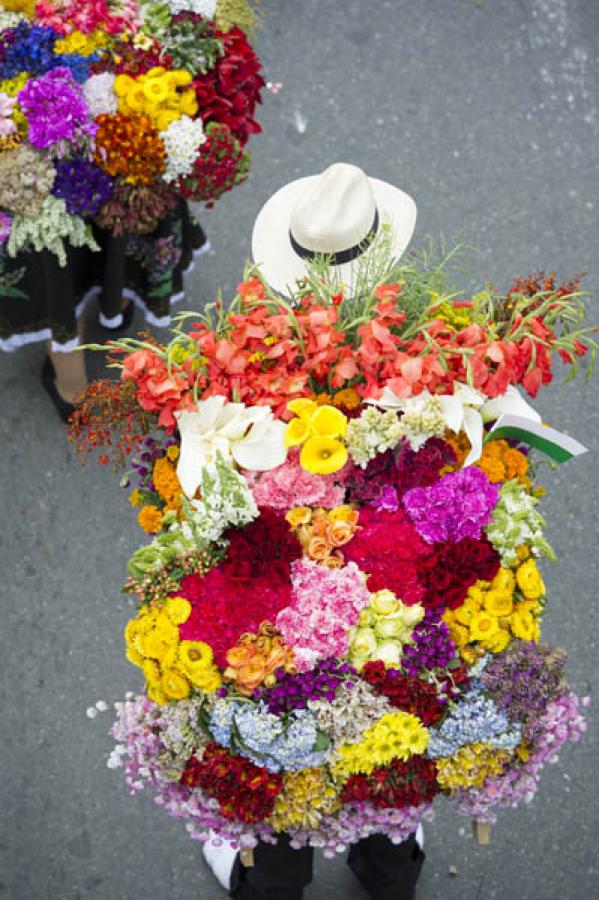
[{"left": 74, "top": 241, "right": 595, "bottom": 854}]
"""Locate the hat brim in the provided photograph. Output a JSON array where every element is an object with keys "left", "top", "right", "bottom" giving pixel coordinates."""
[{"left": 251, "top": 174, "right": 417, "bottom": 296}]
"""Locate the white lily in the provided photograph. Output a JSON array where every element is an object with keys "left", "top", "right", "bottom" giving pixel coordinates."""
[
  {"left": 368, "top": 384, "right": 541, "bottom": 466},
  {"left": 175, "top": 396, "right": 287, "bottom": 498}
]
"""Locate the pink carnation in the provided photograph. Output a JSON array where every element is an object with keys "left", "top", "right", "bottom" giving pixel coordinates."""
[
  {"left": 276, "top": 560, "right": 369, "bottom": 669},
  {"left": 244, "top": 449, "right": 350, "bottom": 510}
]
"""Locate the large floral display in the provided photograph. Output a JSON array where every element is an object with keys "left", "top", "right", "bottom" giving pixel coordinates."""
[
  {"left": 72, "top": 239, "right": 595, "bottom": 855},
  {"left": 0, "top": 0, "right": 263, "bottom": 262}
]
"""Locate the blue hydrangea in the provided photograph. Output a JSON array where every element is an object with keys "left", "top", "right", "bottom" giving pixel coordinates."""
[
  {"left": 208, "top": 699, "right": 329, "bottom": 773},
  {"left": 427, "top": 687, "right": 522, "bottom": 758}
]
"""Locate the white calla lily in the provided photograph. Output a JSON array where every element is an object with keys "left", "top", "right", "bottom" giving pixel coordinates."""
[
  {"left": 368, "top": 384, "right": 541, "bottom": 466},
  {"left": 175, "top": 396, "right": 287, "bottom": 498}
]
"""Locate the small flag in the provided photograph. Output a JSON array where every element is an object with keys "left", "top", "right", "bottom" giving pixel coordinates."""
[{"left": 484, "top": 414, "right": 588, "bottom": 463}]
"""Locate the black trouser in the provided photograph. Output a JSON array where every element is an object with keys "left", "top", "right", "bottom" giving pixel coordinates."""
[{"left": 230, "top": 832, "right": 425, "bottom": 900}]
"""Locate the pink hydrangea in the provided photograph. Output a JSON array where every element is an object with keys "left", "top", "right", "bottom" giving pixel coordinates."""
[
  {"left": 243, "top": 449, "right": 350, "bottom": 510},
  {"left": 276, "top": 560, "right": 369, "bottom": 669}
]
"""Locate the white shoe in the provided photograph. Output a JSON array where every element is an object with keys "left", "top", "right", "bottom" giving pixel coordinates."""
[
  {"left": 415, "top": 823, "right": 424, "bottom": 850},
  {"left": 202, "top": 830, "right": 238, "bottom": 891}
]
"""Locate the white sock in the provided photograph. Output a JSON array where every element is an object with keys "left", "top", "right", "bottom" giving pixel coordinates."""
[
  {"left": 415, "top": 823, "right": 424, "bottom": 850},
  {"left": 202, "top": 830, "right": 238, "bottom": 890}
]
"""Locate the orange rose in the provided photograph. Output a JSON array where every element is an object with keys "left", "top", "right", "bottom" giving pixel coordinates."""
[
  {"left": 226, "top": 644, "right": 255, "bottom": 668},
  {"left": 327, "top": 519, "right": 355, "bottom": 547},
  {"left": 236, "top": 659, "right": 269, "bottom": 692},
  {"left": 307, "top": 536, "right": 331, "bottom": 561}
]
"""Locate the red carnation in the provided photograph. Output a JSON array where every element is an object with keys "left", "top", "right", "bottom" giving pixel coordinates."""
[
  {"left": 342, "top": 506, "right": 432, "bottom": 603},
  {"left": 177, "top": 510, "right": 301, "bottom": 665},
  {"left": 417, "top": 537, "right": 501, "bottom": 610},
  {"left": 341, "top": 756, "right": 438, "bottom": 809},
  {"left": 361, "top": 664, "right": 446, "bottom": 726}
]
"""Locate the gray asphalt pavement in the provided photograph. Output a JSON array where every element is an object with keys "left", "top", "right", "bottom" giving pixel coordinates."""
[{"left": 1, "top": 2, "right": 598, "bottom": 899}]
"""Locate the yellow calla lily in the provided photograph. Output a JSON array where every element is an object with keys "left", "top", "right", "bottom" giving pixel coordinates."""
[
  {"left": 310, "top": 405, "right": 348, "bottom": 439},
  {"left": 287, "top": 398, "right": 318, "bottom": 420},
  {"left": 300, "top": 436, "right": 348, "bottom": 475},
  {"left": 284, "top": 417, "right": 311, "bottom": 448}
]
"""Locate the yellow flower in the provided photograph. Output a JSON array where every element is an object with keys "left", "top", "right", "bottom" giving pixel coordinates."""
[
  {"left": 310, "top": 405, "right": 348, "bottom": 439},
  {"left": 492, "top": 568, "right": 516, "bottom": 594},
  {"left": 287, "top": 398, "right": 318, "bottom": 419},
  {"left": 448, "top": 623, "right": 470, "bottom": 648},
  {"left": 469, "top": 612, "right": 499, "bottom": 643},
  {"left": 334, "top": 712, "right": 429, "bottom": 777},
  {"left": 126, "top": 644, "right": 145, "bottom": 667},
  {"left": 179, "top": 640, "right": 214, "bottom": 673},
  {"left": 333, "top": 387, "right": 362, "bottom": 410},
  {"left": 166, "top": 445, "right": 180, "bottom": 461},
  {"left": 516, "top": 559, "right": 545, "bottom": 600},
  {"left": 285, "top": 417, "right": 311, "bottom": 447},
  {"left": 161, "top": 668, "right": 191, "bottom": 701},
  {"left": 146, "top": 684, "right": 168, "bottom": 705},
  {"left": 164, "top": 596, "right": 192, "bottom": 625},
  {"left": 137, "top": 505, "right": 163, "bottom": 534},
  {"left": 155, "top": 109, "right": 180, "bottom": 132},
  {"left": 454, "top": 599, "right": 479, "bottom": 626},
  {"left": 483, "top": 590, "right": 513, "bottom": 618},
  {"left": 481, "top": 627, "right": 511, "bottom": 654},
  {"left": 128, "top": 489, "right": 143, "bottom": 507},
  {"left": 191, "top": 667, "right": 222, "bottom": 693},
  {"left": 142, "top": 658, "right": 161, "bottom": 686},
  {"left": 285, "top": 506, "right": 313, "bottom": 527},
  {"left": 328, "top": 504, "right": 358, "bottom": 524},
  {"left": 511, "top": 609, "right": 539, "bottom": 642},
  {"left": 514, "top": 544, "right": 531, "bottom": 563},
  {"left": 300, "top": 436, "right": 347, "bottom": 475}
]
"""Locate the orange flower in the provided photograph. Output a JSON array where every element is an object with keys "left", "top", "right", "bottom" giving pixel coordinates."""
[
  {"left": 333, "top": 387, "right": 362, "bottom": 411},
  {"left": 307, "top": 536, "right": 331, "bottom": 561},
  {"left": 153, "top": 456, "right": 182, "bottom": 509},
  {"left": 326, "top": 519, "right": 355, "bottom": 547},
  {"left": 137, "top": 505, "right": 163, "bottom": 533}
]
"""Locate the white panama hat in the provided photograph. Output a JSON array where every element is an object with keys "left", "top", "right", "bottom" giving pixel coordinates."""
[{"left": 251, "top": 162, "right": 417, "bottom": 296}]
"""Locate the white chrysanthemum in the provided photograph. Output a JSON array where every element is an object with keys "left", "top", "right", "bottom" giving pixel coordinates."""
[
  {"left": 164, "top": 0, "right": 217, "bottom": 16},
  {"left": 160, "top": 115, "right": 207, "bottom": 183},
  {"left": 83, "top": 73, "right": 118, "bottom": 118}
]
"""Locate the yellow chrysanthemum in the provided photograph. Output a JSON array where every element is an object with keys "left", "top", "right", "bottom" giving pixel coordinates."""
[
  {"left": 468, "top": 611, "right": 499, "bottom": 643},
  {"left": 511, "top": 609, "right": 539, "bottom": 643},
  {"left": 166, "top": 445, "right": 180, "bottom": 461},
  {"left": 125, "top": 644, "right": 145, "bottom": 667},
  {"left": 164, "top": 596, "right": 192, "bottom": 625},
  {"left": 128, "top": 489, "right": 143, "bottom": 507},
  {"left": 142, "top": 658, "right": 161, "bottom": 686},
  {"left": 437, "top": 742, "right": 512, "bottom": 790},
  {"left": 146, "top": 684, "right": 168, "bottom": 705},
  {"left": 481, "top": 627, "right": 512, "bottom": 654},
  {"left": 161, "top": 668, "right": 191, "bottom": 701},
  {"left": 334, "top": 712, "right": 429, "bottom": 777},
  {"left": 270, "top": 768, "right": 339, "bottom": 831},
  {"left": 516, "top": 559, "right": 545, "bottom": 600},
  {"left": 492, "top": 568, "right": 516, "bottom": 594},
  {"left": 483, "top": 590, "right": 513, "bottom": 618},
  {"left": 300, "top": 436, "right": 347, "bottom": 475}
]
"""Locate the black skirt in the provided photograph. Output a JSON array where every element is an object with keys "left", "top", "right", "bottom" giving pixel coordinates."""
[{"left": 0, "top": 199, "right": 208, "bottom": 352}]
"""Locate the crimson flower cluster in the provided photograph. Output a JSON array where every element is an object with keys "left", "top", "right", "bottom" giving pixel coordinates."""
[
  {"left": 416, "top": 536, "right": 500, "bottom": 609},
  {"left": 182, "top": 744, "right": 283, "bottom": 823},
  {"left": 360, "top": 661, "right": 446, "bottom": 726},
  {"left": 178, "top": 510, "right": 301, "bottom": 665},
  {"left": 341, "top": 756, "right": 439, "bottom": 809}
]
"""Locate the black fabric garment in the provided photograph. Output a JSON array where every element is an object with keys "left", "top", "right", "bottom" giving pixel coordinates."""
[
  {"left": 0, "top": 199, "right": 207, "bottom": 350},
  {"left": 230, "top": 832, "right": 424, "bottom": 900}
]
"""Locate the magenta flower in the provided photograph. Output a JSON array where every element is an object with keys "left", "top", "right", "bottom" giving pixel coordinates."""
[
  {"left": 402, "top": 466, "right": 500, "bottom": 544},
  {"left": 18, "top": 67, "right": 92, "bottom": 150}
]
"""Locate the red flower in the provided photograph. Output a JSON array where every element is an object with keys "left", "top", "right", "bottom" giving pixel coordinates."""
[
  {"left": 177, "top": 510, "right": 301, "bottom": 665},
  {"left": 361, "top": 664, "right": 446, "bottom": 726},
  {"left": 342, "top": 507, "right": 431, "bottom": 603},
  {"left": 416, "top": 537, "right": 500, "bottom": 610},
  {"left": 182, "top": 744, "right": 283, "bottom": 823},
  {"left": 341, "top": 756, "right": 438, "bottom": 809},
  {"left": 193, "top": 28, "right": 265, "bottom": 145}
]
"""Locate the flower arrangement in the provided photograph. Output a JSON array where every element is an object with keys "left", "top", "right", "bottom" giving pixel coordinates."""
[
  {"left": 77, "top": 237, "right": 596, "bottom": 854},
  {"left": 0, "top": 0, "right": 263, "bottom": 262}
]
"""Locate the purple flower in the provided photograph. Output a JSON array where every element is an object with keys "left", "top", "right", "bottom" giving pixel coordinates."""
[
  {"left": 402, "top": 467, "right": 500, "bottom": 544},
  {"left": 18, "top": 67, "right": 93, "bottom": 150},
  {"left": 0, "top": 210, "right": 11, "bottom": 245},
  {"left": 52, "top": 157, "right": 113, "bottom": 217}
]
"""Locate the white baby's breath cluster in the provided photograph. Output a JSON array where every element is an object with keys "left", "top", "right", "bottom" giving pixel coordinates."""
[
  {"left": 7, "top": 196, "right": 99, "bottom": 266},
  {"left": 346, "top": 407, "right": 403, "bottom": 467},
  {"left": 171, "top": 452, "right": 258, "bottom": 545},
  {"left": 83, "top": 73, "right": 119, "bottom": 118},
  {"left": 394, "top": 393, "right": 447, "bottom": 451},
  {"left": 486, "top": 479, "right": 555, "bottom": 567},
  {"left": 164, "top": 0, "right": 217, "bottom": 15},
  {"left": 160, "top": 115, "right": 206, "bottom": 183},
  {"left": 0, "top": 11, "right": 25, "bottom": 30}
]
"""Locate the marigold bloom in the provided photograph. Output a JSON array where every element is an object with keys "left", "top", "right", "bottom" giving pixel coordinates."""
[{"left": 137, "top": 504, "right": 163, "bottom": 533}]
